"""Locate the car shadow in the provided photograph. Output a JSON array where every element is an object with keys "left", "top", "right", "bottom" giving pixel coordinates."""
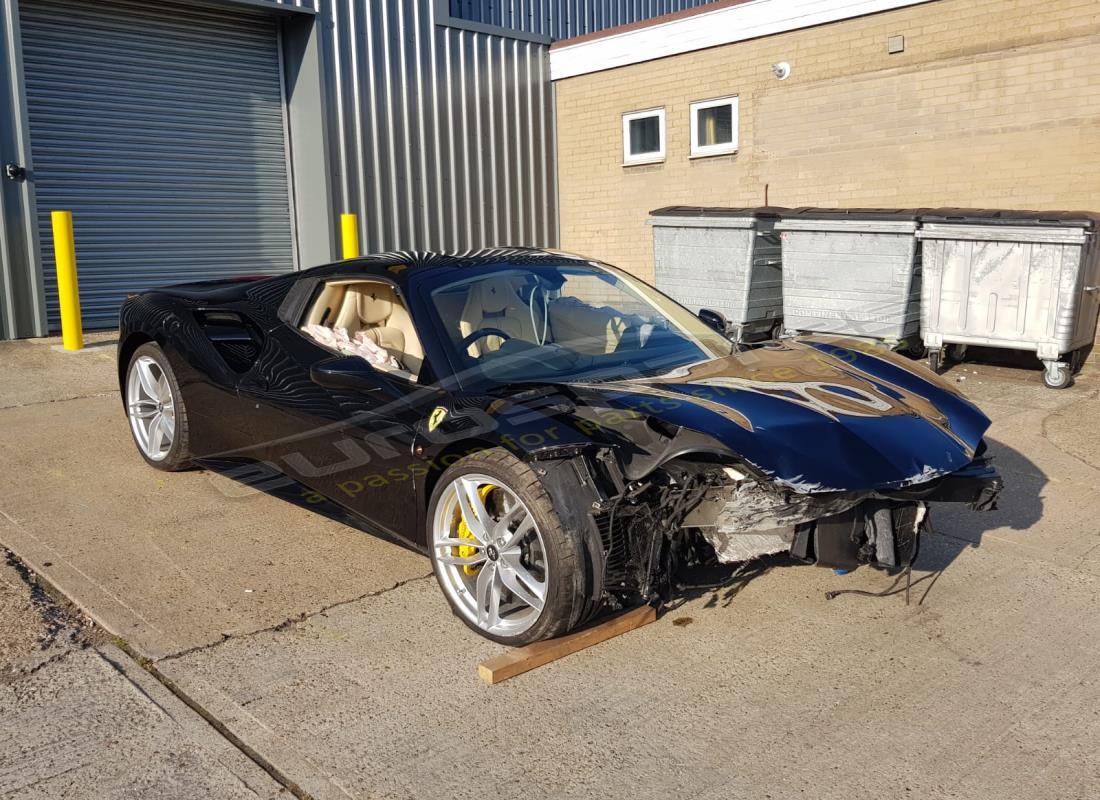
[
  {"left": 198, "top": 457, "right": 428, "bottom": 556},
  {"left": 667, "top": 552, "right": 793, "bottom": 611},
  {"left": 917, "top": 436, "right": 1044, "bottom": 568}
]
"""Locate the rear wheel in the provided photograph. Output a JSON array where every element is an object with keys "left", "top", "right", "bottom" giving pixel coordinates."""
[
  {"left": 427, "top": 448, "right": 590, "bottom": 645},
  {"left": 125, "top": 342, "right": 192, "bottom": 471}
]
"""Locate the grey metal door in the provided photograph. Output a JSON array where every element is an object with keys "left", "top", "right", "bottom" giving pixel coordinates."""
[{"left": 20, "top": 0, "right": 296, "bottom": 331}]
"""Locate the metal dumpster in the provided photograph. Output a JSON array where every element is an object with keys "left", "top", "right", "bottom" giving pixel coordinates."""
[
  {"left": 917, "top": 209, "right": 1100, "bottom": 389},
  {"left": 775, "top": 208, "right": 925, "bottom": 353},
  {"left": 648, "top": 206, "right": 785, "bottom": 342}
]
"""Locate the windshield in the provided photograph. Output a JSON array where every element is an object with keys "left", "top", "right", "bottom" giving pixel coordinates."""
[{"left": 426, "top": 260, "right": 734, "bottom": 387}]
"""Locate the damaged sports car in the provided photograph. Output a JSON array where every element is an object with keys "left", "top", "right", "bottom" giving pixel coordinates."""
[{"left": 118, "top": 249, "right": 1002, "bottom": 644}]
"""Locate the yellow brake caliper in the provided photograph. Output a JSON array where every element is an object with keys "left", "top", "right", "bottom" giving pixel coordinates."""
[{"left": 454, "top": 484, "right": 495, "bottom": 576}]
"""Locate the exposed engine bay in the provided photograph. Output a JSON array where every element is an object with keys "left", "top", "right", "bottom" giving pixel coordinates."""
[{"left": 535, "top": 446, "right": 1000, "bottom": 610}]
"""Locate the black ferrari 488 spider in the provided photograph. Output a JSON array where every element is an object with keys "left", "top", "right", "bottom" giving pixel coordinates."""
[{"left": 119, "top": 249, "right": 1001, "bottom": 644}]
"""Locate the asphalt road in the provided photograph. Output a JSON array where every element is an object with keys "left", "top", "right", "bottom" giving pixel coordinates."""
[{"left": 1, "top": 334, "right": 1098, "bottom": 799}]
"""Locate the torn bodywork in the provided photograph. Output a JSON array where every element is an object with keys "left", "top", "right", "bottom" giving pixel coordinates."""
[
  {"left": 537, "top": 446, "right": 999, "bottom": 610},
  {"left": 524, "top": 337, "right": 1003, "bottom": 609}
]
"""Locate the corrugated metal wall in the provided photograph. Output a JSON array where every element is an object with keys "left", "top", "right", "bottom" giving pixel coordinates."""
[
  {"left": 448, "top": 0, "right": 718, "bottom": 40},
  {"left": 273, "top": 0, "right": 554, "bottom": 255},
  {"left": 272, "top": 0, "right": 714, "bottom": 256}
]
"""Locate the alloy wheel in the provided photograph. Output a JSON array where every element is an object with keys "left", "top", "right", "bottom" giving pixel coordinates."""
[
  {"left": 431, "top": 474, "right": 549, "bottom": 637},
  {"left": 127, "top": 355, "right": 176, "bottom": 461}
]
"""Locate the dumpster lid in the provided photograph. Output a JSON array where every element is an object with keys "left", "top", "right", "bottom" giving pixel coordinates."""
[
  {"left": 648, "top": 205, "right": 787, "bottom": 219},
  {"left": 918, "top": 208, "right": 1099, "bottom": 230},
  {"left": 780, "top": 207, "right": 929, "bottom": 222}
]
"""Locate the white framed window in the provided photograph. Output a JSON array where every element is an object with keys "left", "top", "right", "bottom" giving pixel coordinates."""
[
  {"left": 689, "top": 95, "right": 739, "bottom": 157},
  {"left": 622, "top": 108, "right": 665, "bottom": 165}
]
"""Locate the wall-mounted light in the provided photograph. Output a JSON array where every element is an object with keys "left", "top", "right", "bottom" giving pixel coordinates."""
[{"left": 772, "top": 61, "right": 791, "bottom": 80}]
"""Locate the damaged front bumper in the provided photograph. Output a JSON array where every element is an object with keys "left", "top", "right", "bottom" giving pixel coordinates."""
[
  {"left": 684, "top": 457, "right": 1003, "bottom": 570},
  {"left": 532, "top": 444, "right": 1002, "bottom": 610}
]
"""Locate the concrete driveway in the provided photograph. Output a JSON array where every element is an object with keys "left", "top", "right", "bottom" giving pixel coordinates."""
[{"left": 1, "top": 335, "right": 1098, "bottom": 799}]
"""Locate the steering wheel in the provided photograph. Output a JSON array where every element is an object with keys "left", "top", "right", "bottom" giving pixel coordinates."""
[{"left": 459, "top": 327, "right": 512, "bottom": 352}]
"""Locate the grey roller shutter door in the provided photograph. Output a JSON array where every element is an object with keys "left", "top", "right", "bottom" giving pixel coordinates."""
[{"left": 21, "top": 0, "right": 296, "bottom": 331}]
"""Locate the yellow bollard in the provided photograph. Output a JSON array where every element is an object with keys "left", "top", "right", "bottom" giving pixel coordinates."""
[
  {"left": 340, "top": 213, "right": 360, "bottom": 260},
  {"left": 51, "top": 210, "right": 84, "bottom": 351}
]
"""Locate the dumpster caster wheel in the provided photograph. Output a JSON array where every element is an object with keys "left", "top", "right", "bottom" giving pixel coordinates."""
[
  {"left": 928, "top": 350, "right": 942, "bottom": 374},
  {"left": 1043, "top": 361, "right": 1073, "bottom": 390}
]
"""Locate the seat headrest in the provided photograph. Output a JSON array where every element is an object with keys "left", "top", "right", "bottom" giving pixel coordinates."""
[
  {"left": 356, "top": 285, "right": 395, "bottom": 324},
  {"left": 469, "top": 277, "right": 521, "bottom": 314}
]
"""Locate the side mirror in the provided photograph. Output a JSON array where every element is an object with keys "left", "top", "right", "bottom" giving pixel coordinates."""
[
  {"left": 697, "top": 308, "right": 729, "bottom": 335},
  {"left": 310, "top": 356, "right": 388, "bottom": 393}
]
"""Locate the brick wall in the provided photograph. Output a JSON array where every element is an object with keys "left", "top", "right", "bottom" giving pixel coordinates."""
[{"left": 554, "top": 0, "right": 1100, "bottom": 307}]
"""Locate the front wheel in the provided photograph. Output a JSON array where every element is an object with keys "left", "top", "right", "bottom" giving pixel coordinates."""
[{"left": 427, "top": 448, "right": 591, "bottom": 645}]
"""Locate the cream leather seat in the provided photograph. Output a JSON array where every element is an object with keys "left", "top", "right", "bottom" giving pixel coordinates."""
[
  {"left": 458, "top": 277, "right": 539, "bottom": 357},
  {"left": 318, "top": 282, "right": 424, "bottom": 375},
  {"left": 546, "top": 298, "right": 628, "bottom": 355}
]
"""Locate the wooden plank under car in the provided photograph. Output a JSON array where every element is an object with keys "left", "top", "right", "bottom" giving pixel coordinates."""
[{"left": 478, "top": 604, "right": 657, "bottom": 685}]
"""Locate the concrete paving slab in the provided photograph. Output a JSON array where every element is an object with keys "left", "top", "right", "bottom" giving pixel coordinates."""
[
  {"left": 0, "top": 333, "right": 119, "bottom": 410},
  {"left": 1043, "top": 389, "right": 1100, "bottom": 470},
  {"left": 158, "top": 533, "right": 1100, "bottom": 800},
  {"left": 0, "top": 391, "right": 428, "bottom": 659},
  {"left": 933, "top": 376, "right": 1100, "bottom": 576},
  {"left": 0, "top": 645, "right": 283, "bottom": 799},
  {"left": 0, "top": 553, "right": 282, "bottom": 800}
]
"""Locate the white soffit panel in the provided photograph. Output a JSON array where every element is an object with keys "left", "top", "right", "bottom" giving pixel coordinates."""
[{"left": 550, "top": 0, "right": 935, "bottom": 80}]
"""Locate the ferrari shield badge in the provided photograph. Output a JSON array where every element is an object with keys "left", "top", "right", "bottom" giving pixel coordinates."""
[{"left": 427, "top": 406, "right": 448, "bottom": 432}]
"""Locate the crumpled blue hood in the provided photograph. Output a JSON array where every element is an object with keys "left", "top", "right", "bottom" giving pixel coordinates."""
[{"left": 579, "top": 336, "right": 991, "bottom": 493}]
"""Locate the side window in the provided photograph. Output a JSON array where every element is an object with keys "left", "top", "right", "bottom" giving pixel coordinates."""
[
  {"left": 299, "top": 279, "right": 424, "bottom": 380},
  {"left": 622, "top": 108, "right": 665, "bottom": 165}
]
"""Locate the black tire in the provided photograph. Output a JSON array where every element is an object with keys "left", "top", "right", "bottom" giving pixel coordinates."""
[
  {"left": 928, "top": 350, "right": 942, "bottom": 374},
  {"left": 1070, "top": 348, "right": 1087, "bottom": 375},
  {"left": 427, "top": 447, "right": 592, "bottom": 646},
  {"left": 1043, "top": 362, "right": 1074, "bottom": 390},
  {"left": 125, "top": 342, "right": 193, "bottom": 471}
]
